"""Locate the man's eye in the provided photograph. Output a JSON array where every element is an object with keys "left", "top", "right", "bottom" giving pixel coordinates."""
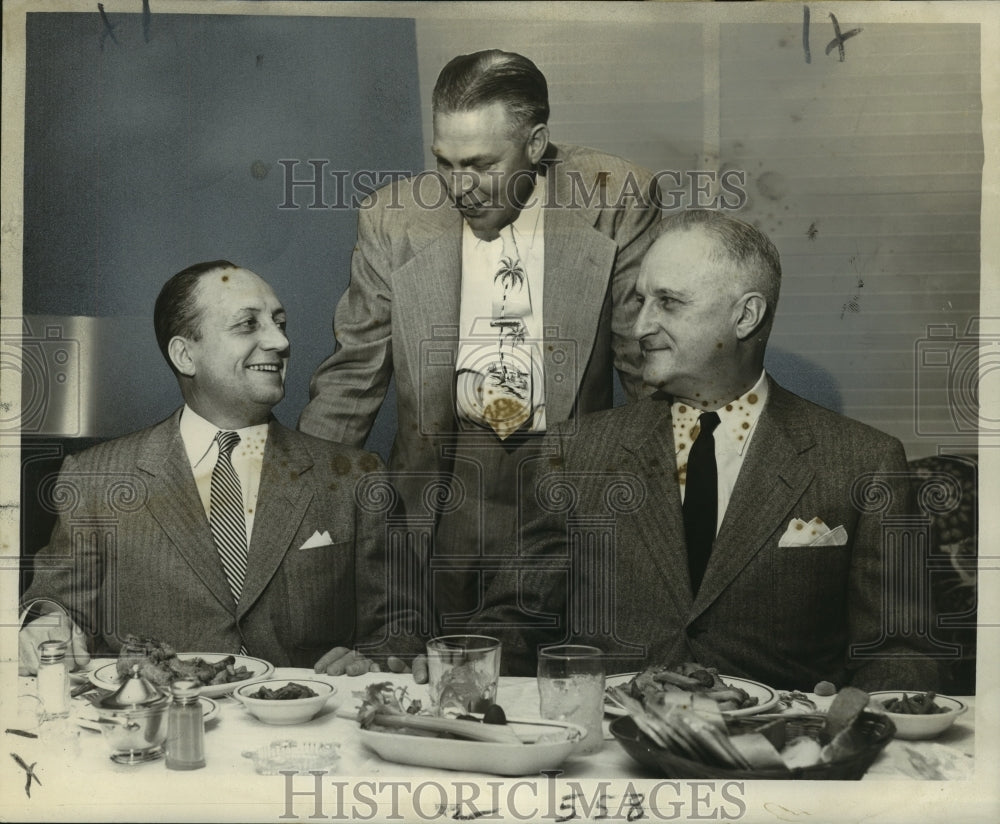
[
  {"left": 635, "top": 295, "right": 645, "bottom": 307},
  {"left": 276, "top": 319, "right": 287, "bottom": 332},
  {"left": 237, "top": 318, "right": 258, "bottom": 331}
]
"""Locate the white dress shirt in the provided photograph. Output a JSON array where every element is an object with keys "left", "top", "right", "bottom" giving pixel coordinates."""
[
  {"left": 672, "top": 371, "right": 769, "bottom": 534},
  {"left": 456, "top": 174, "right": 547, "bottom": 431},
  {"left": 179, "top": 406, "right": 268, "bottom": 545}
]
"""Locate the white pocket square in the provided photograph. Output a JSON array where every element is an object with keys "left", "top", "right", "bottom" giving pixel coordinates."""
[
  {"left": 299, "top": 530, "right": 334, "bottom": 550},
  {"left": 778, "top": 517, "right": 848, "bottom": 547}
]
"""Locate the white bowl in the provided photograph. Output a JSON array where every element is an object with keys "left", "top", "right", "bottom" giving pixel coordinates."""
[
  {"left": 234, "top": 679, "right": 337, "bottom": 725},
  {"left": 868, "top": 691, "right": 968, "bottom": 740}
]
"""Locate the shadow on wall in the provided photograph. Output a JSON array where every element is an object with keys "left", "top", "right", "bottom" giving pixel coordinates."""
[{"left": 764, "top": 347, "right": 843, "bottom": 415}]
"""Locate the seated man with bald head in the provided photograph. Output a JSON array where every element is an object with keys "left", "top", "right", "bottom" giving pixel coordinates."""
[
  {"left": 472, "top": 210, "right": 940, "bottom": 692},
  {"left": 20, "top": 261, "right": 423, "bottom": 679}
]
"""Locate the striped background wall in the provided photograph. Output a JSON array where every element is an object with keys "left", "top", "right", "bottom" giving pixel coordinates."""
[{"left": 414, "top": 17, "right": 982, "bottom": 459}]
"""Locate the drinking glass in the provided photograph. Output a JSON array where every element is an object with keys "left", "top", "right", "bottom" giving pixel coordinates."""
[
  {"left": 426, "top": 635, "right": 501, "bottom": 715},
  {"left": 537, "top": 644, "right": 605, "bottom": 755}
]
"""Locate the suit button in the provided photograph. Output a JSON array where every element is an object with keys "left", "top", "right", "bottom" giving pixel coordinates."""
[{"left": 687, "top": 623, "right": 707, "bottom": 640}]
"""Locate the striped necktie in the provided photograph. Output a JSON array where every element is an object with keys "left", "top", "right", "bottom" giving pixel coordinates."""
[{"left": 210, "top": 430, "right": 248, "bottom": 605}]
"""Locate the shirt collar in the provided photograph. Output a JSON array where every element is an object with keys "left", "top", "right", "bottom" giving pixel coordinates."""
[
  {"left": 466, "top": 173, "right": 545, "bottom": 253},
  {"left": 179, "top": 405, "right": 270, "bottom": 469},
  {"left": 670, "top": 371, "right": 769, "bottom": 457}
]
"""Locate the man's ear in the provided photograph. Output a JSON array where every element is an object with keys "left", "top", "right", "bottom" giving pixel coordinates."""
[
  {"left": 526, "top": 123, "right": 549, "bottom": 165},
  {"left": 735, "top": 292, "right": 768, "bottom": 340},
  {"left": 168, "top": 336, "right": 196, "bottom": 377}
]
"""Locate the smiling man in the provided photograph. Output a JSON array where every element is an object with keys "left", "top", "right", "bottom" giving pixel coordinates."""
[
  {"left": 472, "top": 211, "right": 941, "bottom": 692},
  {"left": 299, "top": 50, "right": 661, "bottom": 624},
  {"left": 20, "top": 261, "right": 424, "bottom": 677}
]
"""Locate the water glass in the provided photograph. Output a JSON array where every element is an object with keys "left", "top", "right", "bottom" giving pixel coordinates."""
[
  {"left": 426, "top": 635, "right": 501, "bottom": 715},
  {"left": 537, "top": 645, "right": 605, "bottom": 755}
]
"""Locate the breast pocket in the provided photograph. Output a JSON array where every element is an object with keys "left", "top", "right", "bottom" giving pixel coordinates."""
[
  {"left": 282, "top": 539, "right": 357, "bottom": 649},
  {"left": 766, "top": 544, "right": 853, "bottom": 639}
]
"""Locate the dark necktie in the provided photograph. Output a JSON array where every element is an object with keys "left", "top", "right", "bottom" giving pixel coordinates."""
[
  {"left": 210, "top": 431, "right": 248, "bottom": 605},
  {"left": 683, "top": 411, "right": 721, "bottom": 594}
]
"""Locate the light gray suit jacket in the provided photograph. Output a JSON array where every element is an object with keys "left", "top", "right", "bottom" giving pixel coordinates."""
[
  {"left": 472, "top": 380, "right": 941, "bottom": 691},
  {"left": 22, "top": 411, "right": 415, "bottom": 667},
  {"left": 298, "top": 144, "right": 660, "bottom": 516}
]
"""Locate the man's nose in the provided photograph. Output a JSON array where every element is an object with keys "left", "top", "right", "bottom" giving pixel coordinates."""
[
  {"left": 451, "top": 169, "right": 479, "bottom": 198},
  {"left": 633, "top": 300, "right": 654, "bottom": 340},
  {"left": 261, "top": 322, "right": 289, "bottom": 352}
]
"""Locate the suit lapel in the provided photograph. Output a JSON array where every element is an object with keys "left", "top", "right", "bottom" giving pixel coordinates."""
[
  {"left": 136, "top": 412, "right": 234, "bottom": 613},
  {"left": 542, "top": 204, "right": 617, "bottom": 423},
  {"left": 691, "top": 383, "right": 816, "bottom": 617},
  {"left": 620, "top": 398, "right": 694, "bottom": 620},
  {"left": 392, "top": 204, "right": 463, "bottom": 422},
  {"left": 237, "top": 422, "right": 314, "bottom": 617}
]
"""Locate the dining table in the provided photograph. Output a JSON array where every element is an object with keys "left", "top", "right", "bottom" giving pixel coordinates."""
[{"left": 1, "top": 663, "right": 978, "bottom": 823}]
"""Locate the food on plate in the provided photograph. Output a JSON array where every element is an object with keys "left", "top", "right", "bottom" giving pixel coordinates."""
[
  {"left": 482, "top": 704, "right": 508, "bottom": 725},
  {"left": 249, "top": 682, "right": 319, "bottom": 700},
  {"left": 355, "top": 682, "right": 520, "bottom": 744},
  {"left": 115, "top": 635, "right": 253, "bottom": 688},
  {"left": 614, "top": 683, "right": 889, "bottom": 775},
  {"left": 775, "top": 691, "right": 818, "bottom": 714},
  {"left": 813, "top": 680, "right": 837, "bottom": 697},
  {"left": 879, "top": 691, "right": 948, "bottom": 715},
  {"left": 615, "top": 662, "right": 760, "bottom": 712}
]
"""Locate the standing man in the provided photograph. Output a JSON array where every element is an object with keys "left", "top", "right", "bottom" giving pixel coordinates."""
[
  {"left": 299, "top": 50, "right": 660, "bottom": 622},
  {"left": 473, "top": 210, "right": 940, "bottom": 691},
  {"left": 21, "top": 261, "right": 422, "bottom": 676}
]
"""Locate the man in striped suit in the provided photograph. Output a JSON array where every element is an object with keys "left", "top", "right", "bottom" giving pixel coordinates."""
[{"left": 20, "top": 262, "right": 424, "bottom": 677}]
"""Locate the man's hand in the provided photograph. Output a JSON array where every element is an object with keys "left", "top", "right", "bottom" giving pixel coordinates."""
[
  {"left": 18, "top": 614, "right": 90, "bottom": 676},
  {"left": 314, "top": 647, "right": 428, "bottom": 683}
]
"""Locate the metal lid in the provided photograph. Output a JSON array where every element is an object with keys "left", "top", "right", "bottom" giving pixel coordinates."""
[
  {"left": 99, "top": 663, "right": 167, "bottom": 709},
  {"left": 38, "top": 640, "right": 68, "bottom": 663},
  {"left": 170, "top": 680, "right": 201, "bottom": 701}
]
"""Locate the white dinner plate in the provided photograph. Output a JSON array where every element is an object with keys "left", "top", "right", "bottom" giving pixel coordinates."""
[
  {"left": 89, "top": 652, "right": 274, "bottom": 698},
  {"left": 75, "top": 695, "right": 219, "bottom": 731},
  {"left": 604, "top": 672, "right": 779, "bottom": 718},
  {"left": 69, "top": 658, "right": 109, "bottom": 684},
  {"left": 358, "top": 717, "right": 586, "bottom": 776}
]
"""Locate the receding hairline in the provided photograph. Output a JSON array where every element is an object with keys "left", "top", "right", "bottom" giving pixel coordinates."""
[{"left": 651, "top": 216, "right": 781, "bottom": 305}]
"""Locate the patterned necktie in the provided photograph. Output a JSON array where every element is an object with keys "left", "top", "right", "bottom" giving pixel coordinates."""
[
  {"left": 683, "top": 411, "right": 721, "bottom": 595},
  {"left": 210, "top": 431, "right": 248, "bottom": 605},
  {"left": 485, "top": 231, "right": 534, "bottom": 439}
]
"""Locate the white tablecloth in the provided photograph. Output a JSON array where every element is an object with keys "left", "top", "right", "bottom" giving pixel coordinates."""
[{"left": 1, "top": 667, "right": 977, "bottom": 823}]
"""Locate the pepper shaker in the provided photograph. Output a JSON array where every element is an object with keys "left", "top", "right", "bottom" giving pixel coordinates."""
[{"left": 165, "top": 679, "right": 206, "bottom": 770}]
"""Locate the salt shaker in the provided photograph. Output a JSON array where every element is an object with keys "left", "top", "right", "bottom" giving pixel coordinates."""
[
  {"left": 165, "top": 679, "right": 205, "bottom": 770},
  {"left": 36, "top": 640, "right": 70, "bottom": 720}
]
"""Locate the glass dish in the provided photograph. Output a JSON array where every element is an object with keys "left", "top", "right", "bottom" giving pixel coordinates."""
[{"left": 242, "top": 739, "right": 340, "bottom": 774}]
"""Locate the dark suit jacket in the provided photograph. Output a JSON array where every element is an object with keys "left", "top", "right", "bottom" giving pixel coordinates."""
[
  {"left": 472, "top": 380, "right": 940, "bottom": 691},
  {"left": 22, "top": 411, "right": 416, "bottom": 667},
  {"left": 298, "top": 143, "right": 660, "bottom": 520}
]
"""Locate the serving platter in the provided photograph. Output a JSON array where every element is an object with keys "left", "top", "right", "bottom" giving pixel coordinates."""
[
  {"left": 88, "top": 653, "right": 274, "bottom": 698},
  {"left": 358, "top": 717, "right": 586, "bottom": 775},
  {"left": 604, "top": 672, "right": 779, "bottom": 718}
]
